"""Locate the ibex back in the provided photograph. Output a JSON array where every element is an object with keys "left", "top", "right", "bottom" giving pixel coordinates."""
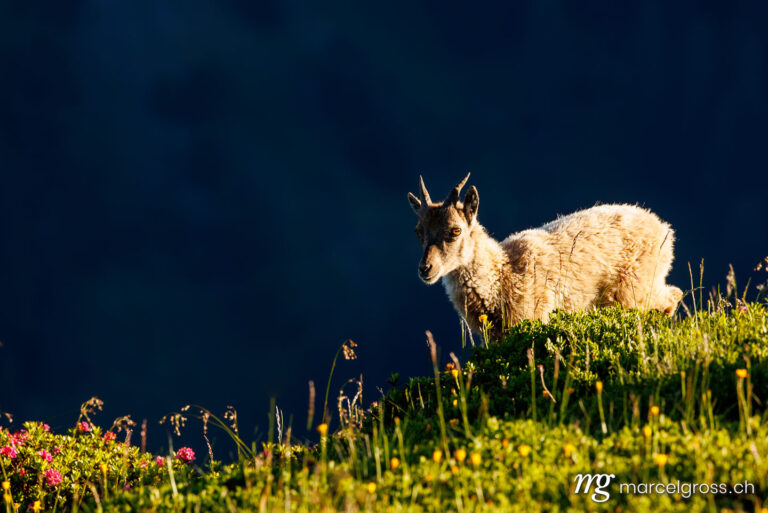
[{"left": 408, "top": 174, "right": 683, "bottom": 335}]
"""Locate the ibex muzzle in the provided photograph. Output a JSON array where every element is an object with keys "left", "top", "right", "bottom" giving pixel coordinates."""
[{"left": 408, "top": 173, "right": 478, "bottom": 285}]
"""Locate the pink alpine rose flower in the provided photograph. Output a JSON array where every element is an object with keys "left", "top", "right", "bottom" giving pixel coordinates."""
[
  {"left": 1, "top": 445, "right": 17, "bottom": 459},
  {"left": 155, "top": 456, "right": 166, "bottom": 467},
  {"left": 44, "top": 468, "right": 62, "bottom": 487},
  {"left": 38, "top": 449, "right": 53, "bottom": 463},
  {"left": 78, "top": 421, "right": 92, "bottom": 432},
  {"left": 176, "top": 447, "right": 195, "bottom": 463},
  {"left": 10, "top": 431, "right": 28, "bottom": 446}
]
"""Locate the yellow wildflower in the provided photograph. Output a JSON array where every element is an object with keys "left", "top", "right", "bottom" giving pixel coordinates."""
[
  {"left": 595, "top": 381, "right": 603, "bottom": 393},
  {"left": 650, "top": 406, "right": 660, "bottom": 416},
  {"left": 655, "top": 453, "right": 668, "bottom": 467},
  {"left": 452, "top": 399, "right": 458, "bottom": 407},
  {"left": 449, "top": 418, "right": 459, "bottom": 427},
  {"left": 3, "top": 494, "right": 11, "bottom": 504},
  {"left": 450, "top": 465, "right": 459, "bottom": 476},
  {"left": 432, "top": 450, "right": 442, "bottom": 463},
  {"left": 517, "top": 444, "right": 532, "bottom": 458},
  {"left": 316, "top": 423, "right": 328, "bottom": 436},
  {"left": 501, "top": 438, "right": 509, "bottom": 449},
  {"left": 33, "top": 500, "right": 42, "bottom": 512},
  {"left": 366, "top": 482, "right": 377, "bottom": 494},
  {"left": 736, "top": 368, "right": 748, "bottom": 379},
  {"left": 642, "top": 425, "right": 652, "bottom": 438},
  {"left": 100, "top": 463, "right": 108, "bottom": 474},
  {"left": 390, "top": 457, "right": 400, "bottom": 470},
  {"left": 470, "top": 452, "right": 482, "bottom": 466},
  {"left": 450, "top": 369, "right": 459, "bottom": 379},
  {"left": 562, "top": 443, "right": 576, "bottom": 458},
  {"left": 454, "top": 449, "right": 467, "bottom": 463},
  {"left": 478, "top": 314, "right": 488, "bottom": 324},
  {"left": 1, "top": 482, "right": 8, "bottom": 492}
]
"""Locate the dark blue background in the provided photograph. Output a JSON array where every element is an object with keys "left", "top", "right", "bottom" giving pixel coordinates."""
[{"left": 1, "top": 2, "right": 766, "bottom": 453}]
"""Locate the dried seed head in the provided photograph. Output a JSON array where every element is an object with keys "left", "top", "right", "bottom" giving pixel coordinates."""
[
  {"left": 111, "top": 415, "right": 136, "bottom": 434},
  {"left": 726, "top": 264, "right": 736, "bottom": 297},
  {"left": 342, "top": 340, "right": 358, "bottom": 360},
  {"left": 159, "top": 413, "right": 188, "bottom": 436},
  {"left": 224, "top": 406, "right": 239, "bottom": 433},
  {"left": 426, "top": 331, "right": 437, "bottom": 365},
  {"left": 79, "top": 397, "right": 104, "bottom": 422}
]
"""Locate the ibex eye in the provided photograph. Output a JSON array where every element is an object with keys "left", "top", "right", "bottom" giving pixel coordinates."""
[{"left": 451, "top": 228, "right": 461, "bottom": 237}]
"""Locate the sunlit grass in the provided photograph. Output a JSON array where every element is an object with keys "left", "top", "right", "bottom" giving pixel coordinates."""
[{"left": 2, "top": 265, "right": 768, "bottom": 511}]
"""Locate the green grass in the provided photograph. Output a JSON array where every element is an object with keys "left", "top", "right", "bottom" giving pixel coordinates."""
[{"left": 2, "top": 301, "right": 768, "bottom": 512}]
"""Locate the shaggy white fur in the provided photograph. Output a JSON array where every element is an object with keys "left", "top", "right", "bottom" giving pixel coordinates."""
[{"left": 409, "top": 176, "right": 682, "bottom": 334}]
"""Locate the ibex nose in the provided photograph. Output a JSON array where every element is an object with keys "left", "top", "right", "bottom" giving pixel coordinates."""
[{"left": 419, "top": 263, "right": 433, "bottom": 277}]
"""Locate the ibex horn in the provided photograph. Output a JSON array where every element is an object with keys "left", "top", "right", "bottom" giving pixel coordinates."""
[
  {"left": 419, "top": 175, "right": 432, "bottom": 205},
  {"left": 447, "top": 172, "right": 471, "bottom": 204}
]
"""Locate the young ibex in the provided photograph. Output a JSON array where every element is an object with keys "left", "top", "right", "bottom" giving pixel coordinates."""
[{"left": 408, "top": 174, "right": 683, "bottom": 335}]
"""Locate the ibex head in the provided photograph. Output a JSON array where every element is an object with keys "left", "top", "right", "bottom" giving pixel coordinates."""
[{"left": 407, "top": 173, "right": 480, "bottom": 284}]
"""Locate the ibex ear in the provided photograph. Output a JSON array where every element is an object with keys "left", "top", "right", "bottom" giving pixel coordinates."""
[
  {"left": 463, "top": 186, "right": 479, "bottom": 224},
  {"left": 408, "top": 192, "right": 422, "bottom": 213}
]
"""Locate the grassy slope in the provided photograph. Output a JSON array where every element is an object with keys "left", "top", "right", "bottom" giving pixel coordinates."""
[{"left": 2, "top": 303, "right": 768, "bottom": 512}]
